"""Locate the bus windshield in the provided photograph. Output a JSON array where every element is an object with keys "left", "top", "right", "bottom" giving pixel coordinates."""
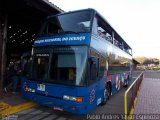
[
  {"left": 38, "top": 10, "right": 93, "bottom": 36},
  {"left": 32, "top": 46, "right": 88, "bottom": 86}
]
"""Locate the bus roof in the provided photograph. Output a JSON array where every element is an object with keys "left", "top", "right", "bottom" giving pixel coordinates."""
[
  {"left": 47, "top": 8, "right": 131, "bottom": 50},
  {"left": 47, "top": 8, "right": 94, "bottom": 19}
]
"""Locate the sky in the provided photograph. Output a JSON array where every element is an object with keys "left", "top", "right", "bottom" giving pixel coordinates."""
[{"left": 50, "top": 0, "right": 160, "bottom": 58}]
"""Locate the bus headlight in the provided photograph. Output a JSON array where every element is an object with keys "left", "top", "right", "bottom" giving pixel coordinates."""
[
  {"left": 63, "top": 95, "right": 70, "bottom": 100},
  {"left": 32, "top": 89, "right": 35, "bottom": 93},
  {"left": 24, "top": 85, "right": 35, "bottom": 93},
  {"left": 70, "top": 96, "right": 77, "bottom": 101},
  {"left": 63, "top": 95, "right": 83, "bottom": 102}
]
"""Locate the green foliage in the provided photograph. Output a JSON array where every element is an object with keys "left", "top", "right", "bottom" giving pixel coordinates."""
[
  {"left": 135, "top": 57, "right": 160, "bottom": 65},
  {"left": 135, "top": 56, "right": 160, "bottom": 70}
]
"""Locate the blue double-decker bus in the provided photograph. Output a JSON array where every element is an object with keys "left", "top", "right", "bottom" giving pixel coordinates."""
[{"left": 21, "top": 9, "right": 132, "bottom": 114}]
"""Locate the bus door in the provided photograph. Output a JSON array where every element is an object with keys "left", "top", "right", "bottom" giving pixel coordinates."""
[{"left": 87, "top": 57, "right": 101, "bottom": 108}]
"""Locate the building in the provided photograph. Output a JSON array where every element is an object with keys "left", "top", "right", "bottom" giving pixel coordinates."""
[
  {"left": 132, "top": 59, "right": 140, "bottom": 71},
  {"left": 0, "top": 0, "right": 63, "bottom": 90}
]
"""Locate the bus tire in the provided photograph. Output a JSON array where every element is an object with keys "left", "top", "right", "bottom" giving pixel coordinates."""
[
  {"left": 124, "top": 76, "right": 129, "bottom": 87},
  {"left": 107, "top": 81, "right": 112, "bottom": 96},
  {"left": 100, "top": 88, "right": 109, "bottom": 105},
  {"left": 100, "top": 82, "right": 111, "bottom": 105}
]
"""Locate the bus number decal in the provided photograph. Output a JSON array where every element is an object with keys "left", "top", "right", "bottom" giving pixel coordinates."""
[{"left": 90, "top": 89, "right": 96, "bottom": 104}]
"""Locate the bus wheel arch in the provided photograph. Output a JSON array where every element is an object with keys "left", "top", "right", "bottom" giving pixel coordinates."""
[{"left": 100, "top": 81, "right": 112, "bottom": 105}]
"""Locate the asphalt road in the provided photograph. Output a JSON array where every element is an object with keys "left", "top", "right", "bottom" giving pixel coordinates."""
[
  {"left": 2, "top": 71, "right": 142, "bottom": 120},
  {"left": 143, "top": 70, "right": 160, "bottom": 79}
]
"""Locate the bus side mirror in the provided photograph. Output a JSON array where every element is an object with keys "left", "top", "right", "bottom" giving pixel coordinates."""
[{"left": 89, "top": 57, "right": 97, "bottom": 64}]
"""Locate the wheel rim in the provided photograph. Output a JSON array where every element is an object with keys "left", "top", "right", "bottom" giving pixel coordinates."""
[{"left": 104, "top": 89, "right": 109, "bottom": 101}]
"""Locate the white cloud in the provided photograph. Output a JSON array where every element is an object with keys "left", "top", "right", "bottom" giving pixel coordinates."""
[{"left": 50, "top": 0, "right": 160, "bottom": 58}]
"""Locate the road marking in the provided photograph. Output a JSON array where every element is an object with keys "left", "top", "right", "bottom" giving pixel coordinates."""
[
  {"left": 18, "top": 110, "right": 43, "bottom": 120},
  {"left": 0, "top": 102, "right": 37, "bottom": 118},
  {"left": 56, "top": 117, "right": 67, "bottom": 120},
  {"left": 17, "top": 108, "right": 37, "bottom": 114},
  {"left": 0, "top": 101, "right": 10, "bottom": 112},
  {"left": 29, "top": 112, "right": 50, "bottom": 120},
  {"left": 42, "top": 114, "right": 58, "bottom": 120},
  {"left": 144, "top": 78, "right": 160, "bottom": 81}
]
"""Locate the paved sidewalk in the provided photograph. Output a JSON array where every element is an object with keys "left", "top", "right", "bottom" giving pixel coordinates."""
[{"left": 134, "top": 77, "right": 160, "bottom": 115}]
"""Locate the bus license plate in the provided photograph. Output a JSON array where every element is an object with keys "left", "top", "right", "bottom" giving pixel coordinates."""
[
  {"left": 53, "top": 106, "right": 63, "bottom": 111},
  {"left": 37, "top": 84, "right": 45, "bottom": 91}
]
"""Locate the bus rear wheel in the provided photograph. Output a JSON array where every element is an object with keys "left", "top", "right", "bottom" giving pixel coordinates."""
[
  {"left": 124, "top": 76, "right": 129, "bottom": 87},
  {"left": 101, "top": 83, "right": 111, "bottom": 105},
  {"left": 100, "top": 88, "right": 109, "bottom": 105}
]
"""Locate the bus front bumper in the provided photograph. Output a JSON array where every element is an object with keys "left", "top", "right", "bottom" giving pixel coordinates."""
[{"left": 21, "top": 92, "right": 87, "bottom": 115}]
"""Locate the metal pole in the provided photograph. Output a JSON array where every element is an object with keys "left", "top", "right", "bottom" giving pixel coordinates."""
[
  {"left": 112, "top": 31, "right": 114, "bottom": 44},
  {"left": 0, "top": 12, "right": 3, "bottom": 90},
  {"left": 0, "top": 14, "right": 7, "bottom": 90}
]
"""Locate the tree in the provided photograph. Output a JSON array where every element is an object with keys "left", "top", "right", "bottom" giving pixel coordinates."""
[
  {"left": 135, "top": 57, "right": 147, "bottom": 64},
  {"left": 152, "top": 58, "right": 159, "bottom": 65},
  {"left": 135, "top": 57, "right": 160, "bottom": 65}
]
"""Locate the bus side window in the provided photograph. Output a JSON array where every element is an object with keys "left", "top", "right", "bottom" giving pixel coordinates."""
[{"left": 89, "top": 57, "right": 99, "bottom": 84}]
